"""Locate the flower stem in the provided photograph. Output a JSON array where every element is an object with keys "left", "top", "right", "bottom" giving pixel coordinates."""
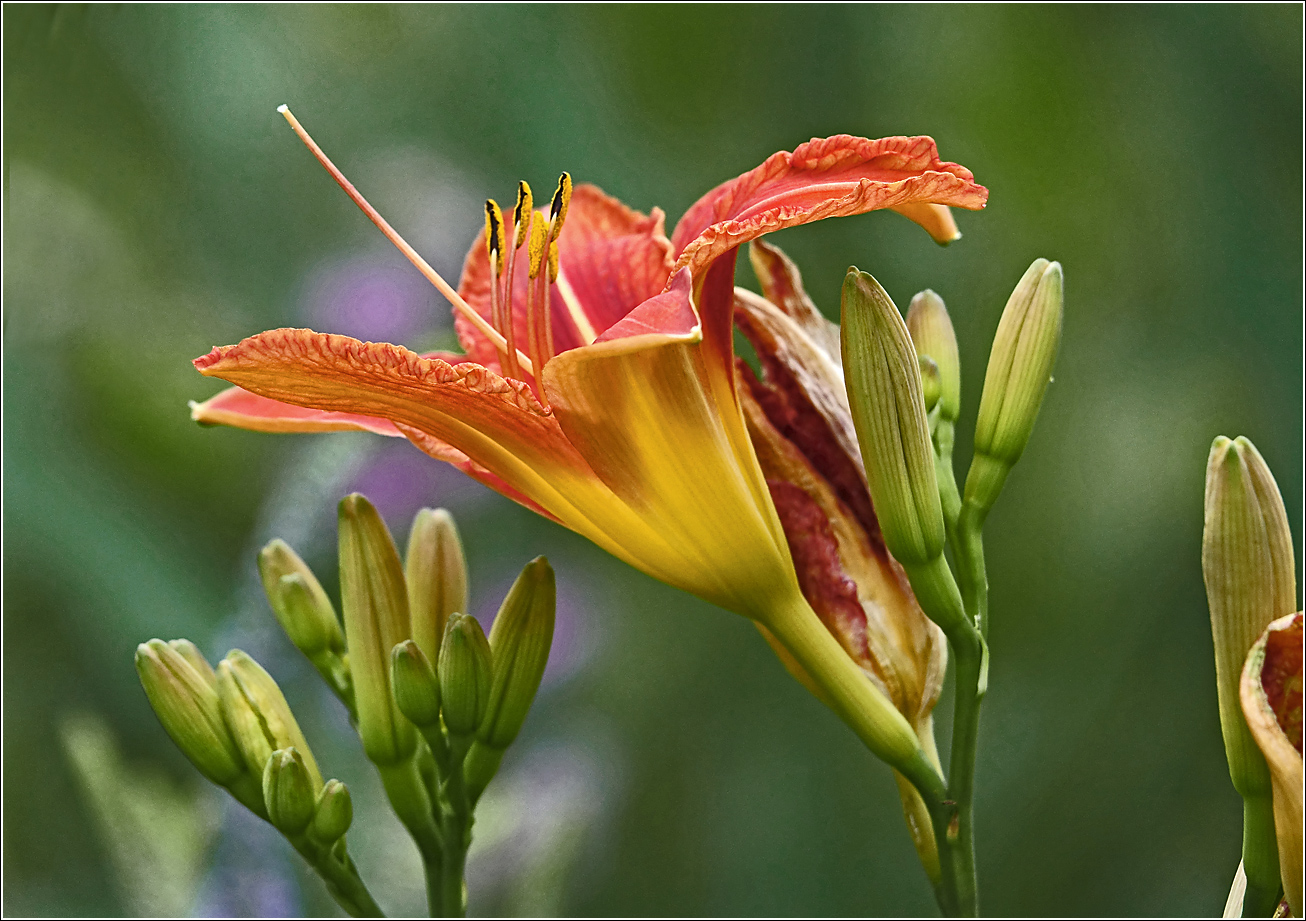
[
  {"left": 378, "top": 760, "right": 444, "bottom": 916},
  {"left": 1240, "top": 793, "right": 1282, "bottom": 917},
  {"left": 286, "top": 836, "right": 385, "bottom": 917}
]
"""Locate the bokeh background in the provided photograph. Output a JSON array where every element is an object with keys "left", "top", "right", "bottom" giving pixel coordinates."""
[{"left": 4, "top": 4, "right": 1302, "bottom": 917}]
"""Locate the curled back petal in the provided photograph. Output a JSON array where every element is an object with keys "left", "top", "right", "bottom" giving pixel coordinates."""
[{"left": 193, "top": 329, "right": 692, "bottom": 586}]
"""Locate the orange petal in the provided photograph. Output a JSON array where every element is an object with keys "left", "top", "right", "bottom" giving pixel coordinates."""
[
  {"left": 190, "top": 385, "right": 404, "bottom": 436},
  {"left": 1241, "top": 612, "right": 1305, "bottom": 917},
  {"left": 670, "top": 135, "right": 988, "bottom": 279},
  {"left": 455, "top": 184, "right": 675, "bottom": 368},
  {"left": 543, "top": 271, "right": 794, "bottom": 615},
  {"left": 889, "top": 201, "right": 962, "bottom": 245},
  {"left": 748, "top": 239, "right": 843, "bottom": 360},
  {"left": 193, "top": 328, "right": 691, "bottom": 585}
]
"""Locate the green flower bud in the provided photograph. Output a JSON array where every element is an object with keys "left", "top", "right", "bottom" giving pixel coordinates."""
[
  {"left": 136, "top": 639, "right": 245, "bottom": 786},
  {"left": 405, "top": 508, "right": 468, "bottom": 666},
  {"left": 1203, "top": 436, "right": 1297, "bottom": 798},
  {"left": 263, "top": 747, "right": 316, "bottom": 836},
  {"left": 390, "top": 640, "right": 442, "bottom": 728},
  {"left": 310, "top": 779, "right": 354, "bottom": 845},
  {"left": 905, "top": 289, "right": 960, "bottom": 424},
  {"left": 919, "top": 356, "right": 942, "bottom": 415},
  {"left": 840, "top": 268, "right": 945, "bottom": 567},
  {"left": 479, "top": 557, "right": 556, "bottom": 748},
  {"left": 216, "top": 650, "right": 323, "bottom": 791},
  {"left": 258, "top": 540, "right": 345, "bottom": 659},
  {"left": 966, "top": 260, "right": 1063, "bottom": 515},
  {"left": 338, "top": 493, "right": 416, "bottom": 766},
  {"left": 438, "top": 613, "right": 493, "bottom": 738}
]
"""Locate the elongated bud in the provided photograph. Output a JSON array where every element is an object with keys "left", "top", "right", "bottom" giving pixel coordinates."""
[
  {"left": 905, "top": 289, "right": 960, "bottom": 424},
  {"left": 479, "top": 557, "right": 556, "bottom": 748},
  {"left": 405, "top": 508, "right": 467, "bottom": 666},
  {"left": 1204, "top": 436, "right": 1298, "bottom": 798},
  {"left": 390, "top": 640, "right": 442, "bottom": 728},
  {"left": 919, "top": 356, "right": 941, "bottom": 414},
  {"left": 439, "top": 613, "right": 493, "bottom": 737},
  {"left": 513, "top": 181, "right": 533, "bottom": 249},
  {"left": 263, "top": 748, "right": 316, "bottom": 836},
  {"left": 1241, "top": 612, "right": 1304, "bottom": 918},
  {"left": 310, "top": 779, "right": 354, "bottom": 845},
  {"left": 966, "top": 260, "right": 1063, "bottom": 515},
  {"left": 136, "top": 639, "right": 245, "bottom": 786},
  {"left": 484, "top": 199, "right": 506, "bottom": 276},
  {"left": 840, "top": 268, "right": 945, "bottom": 566},
  {"left": 339, "top": 493, "right": 416, "bottom": 766},
  {"left": 216, "top": 650, "right": 323, "bottom": 791},
  {"left": 258, "top": 540, "right": 344, "bottom": 659}
]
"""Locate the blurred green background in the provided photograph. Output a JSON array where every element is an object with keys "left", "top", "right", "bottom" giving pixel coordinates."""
[{"left": 4, "top": 4, "right": 1302, "bottom": 917}]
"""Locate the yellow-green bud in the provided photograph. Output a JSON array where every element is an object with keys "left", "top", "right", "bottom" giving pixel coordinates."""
[
  {"left": 905, "top": 289, "right": 960, "bottom": 424},
  {"left": 310, "top": 779, "right": 354, "bottom": 845},
  {"left": 438, "top": 613, "right": 493, "bottom": 737},
  {"left": 919, "top": 356, "right": 942, "bottom": 415},
  {"left": 840, "top": 268, "right": 945, "bottom": 567},
  {"left": 338, "top": 494, "right": 416, "bottom": 766},
  {"left": 263, "top": 748, "right": 316, "bottom": 836},
  {"left": 966, "top": 259, "right": 1063, "bottom": 515},
  {"left": 1203, "top": 436, "right": 1297, "bottom": 798},
  {"left": 258, "top": 540, "right": 344, "bottom": 659},
  {"left": 390, "top": 640, "right": 442, "bottom": 728},
  {"left": 216, "top": 650, "right": 323, "bottom": 791},
  {"left": 479, "top": 557, "right": 556, "bottom": 748},
  {"left": 136, "top": 639, "right": 245, "bottom": 786},
  {"left": 405, "top": 508, "right": 468, "bottom": 667}
]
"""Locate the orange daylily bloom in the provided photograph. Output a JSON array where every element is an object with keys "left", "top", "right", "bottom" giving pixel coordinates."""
[{"left": 192, "top": 121, "right": 986, "bottom": 765}]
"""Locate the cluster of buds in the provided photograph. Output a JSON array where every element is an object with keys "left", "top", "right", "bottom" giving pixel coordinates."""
[{"left": 135, "top": 497, "right": 556, "bottom": 916}]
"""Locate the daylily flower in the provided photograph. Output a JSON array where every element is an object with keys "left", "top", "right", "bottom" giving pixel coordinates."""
[{"left": 191, "top": 109, "right": 986, "bottom": 770}]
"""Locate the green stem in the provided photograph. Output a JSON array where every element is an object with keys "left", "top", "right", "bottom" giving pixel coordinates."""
[
  {"left": 1240, "top": 794, "right": 1282, "bottom": 917},
  {"left": 436, "top": 737, "right": 475, "bottom": 918},
  {"left": 378, "top": 759, "right": 444, "bottom": 916},
  {"left": 285, "top": 835, "right": 384, "bottom": 917},
  {"left": 955, "top": 503, "right": 990, "bottom": 637},
  {"left": 945, "top": 631, "right": 983, "bottom": 917}
]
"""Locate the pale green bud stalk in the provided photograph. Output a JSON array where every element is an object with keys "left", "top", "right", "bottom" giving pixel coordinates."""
[
  {"left": 439, "top": 613, "right": 493, "bottom": 739},
  {"left": 263, "top": 748, "right": 316, "bottom": 836},
  {"left": 406, "top": 508, "right": 468, "bottom": 667},
  {"left": 905, "top": 289, "right": 960, "bottom": 425},
  {"left": 310, "top": 779, "right": 354, "bottom": 846},
  {"left": 216, "top": 650, "right": 324, "bottom": 792},
  {"left": 1203, "top": 436, "right": 1297, "bottom": 917},
  {"left": 258, "top": 539, "right": 345, "bottom": 659},
  {"left": 338, "top": 494, "right": 417, "bottom": 767},
  {"left": 479, "top": 557, "right": 556, "bottom": 748},
  {"left": 390, "top": 640, "right": 442, "bottom": 728},
  {"left": 136, "top": 639, "right": 245, "bottom": 787},
  {"left": 965, "top": 259, "right": 1063, "bottom": 520},
  {"left": 841, "top": 269, "right": 967, "bottom": 637}
]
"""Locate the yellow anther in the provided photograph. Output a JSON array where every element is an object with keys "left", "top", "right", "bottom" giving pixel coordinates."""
[
  {"left": 527, "top": 212, "right": 548, "bottom": 279},
  {"left": 547, "top": 240, "right": 560, "bottom": 284},
  {"left": 548, "top": 172, "right": 572, "bottom": 240},
  {"left": 484, "top": 200, "right": 506, "bottom": 276},
  {"left": 513, "top": 181, "right": 533, "bottom": 249}
]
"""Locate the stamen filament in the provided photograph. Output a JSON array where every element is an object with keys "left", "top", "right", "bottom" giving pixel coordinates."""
[
  {"left": 277, "top": 105, "right": 535, "bottom": 378},
  {"left": 500, "top": 237, "right": 522, "bottom": 380}
]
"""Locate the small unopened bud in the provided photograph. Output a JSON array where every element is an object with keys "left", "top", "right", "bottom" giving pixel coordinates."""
[
  {"left": 405, "top": 508, "right": 467, "bottom": 666},
  {"left": 479, "top": 557, "right": 556, "bottom": 748},
  {"left": 919, "top": 356, "right": 942, "bottom": 414},
  {"left": 216, "top": 650, "right": 323, "bottom": 791},
  {"left": 136, "top": 639, "right": 245, "bottom": 786},
  {"left": 263, "top": 748, "right": 316, "bottom": 836},
  {"left": 966, "top": 260, "right": 1063, "bottom": 515},
  {"left": 840, "top": 268, "right": 945, "bottom": 567},
  {"left": 310, "top": 779, "right": 354, "bottom": 845},
  {"left": 258, "top": 540, "right": 344, "bottom": 660},
  {"left": 905, "top": 289, "right": 960, "bottom": 424},
  {"left": 390, "top": 640, "right": 442, "bottom": 728},
  {"left": 1204, "top": 436, "right": 1297, "bottom": 798},
  {"left": 439, "top": 613, "right": 493, "bottom": 738},
  {"left": 339, "top": 493, "right": 416, "bottom": 766}
]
